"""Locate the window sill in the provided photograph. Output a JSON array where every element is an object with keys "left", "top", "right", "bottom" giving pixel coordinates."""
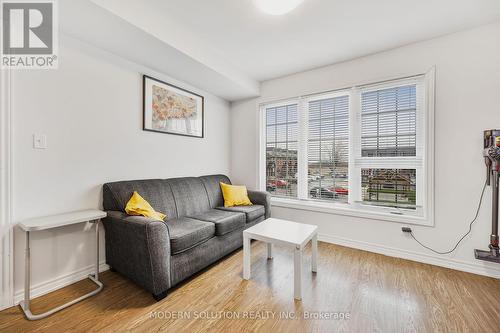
[{"left": 270, "top": 197, "right": 434, "bottom": 227}]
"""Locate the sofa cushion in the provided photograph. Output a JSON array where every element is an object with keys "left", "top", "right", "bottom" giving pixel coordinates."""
[
  {"left": 216, "top": 205, "right": 265, "bottom": 222},
  {"left": 167, "top": 177, "right": 211, "bottom": 217},
  {"left": 199, "top": 175, "right": 231, "bottom": 208},
  {"left": 166, "top": 217, "right": 215, "bottom": 254},
  {"left": 125, "top": 191, "right": 166, "bottom": 221},
  {"left": 189, "top": 209, "right": 245, "bottom": 236},
  {"left": 103, "top": 179, "right": 177, "bottom": 219},
  {"left": 220, "top": 182, "right": 252, "bottom": 207}
]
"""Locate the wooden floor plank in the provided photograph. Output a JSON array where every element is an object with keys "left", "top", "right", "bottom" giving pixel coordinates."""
[{"left": 0, "top": 241, "right": 499, "bottom": 332}]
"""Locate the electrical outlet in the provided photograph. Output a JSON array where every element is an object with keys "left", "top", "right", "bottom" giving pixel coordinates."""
[
  {"left": 33, "top": 134, "right": 47, "bottom": 149},
  {"left": 402, "top": 227, "right": 412, "bottom": 233}
]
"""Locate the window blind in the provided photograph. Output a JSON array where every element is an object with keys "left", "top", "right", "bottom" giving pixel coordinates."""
[
  {"left": 307, "top": 95, "right": 349, "bottom": 202},
  {"left": 361, "top": 85, "right": 417, "bottom": 157},
  {"left": 265, "top": 104, "right": 299, "bottom": 198}
]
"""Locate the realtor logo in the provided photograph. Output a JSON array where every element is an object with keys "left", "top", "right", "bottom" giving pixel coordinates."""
[{"left": 1, "top": 0, "right": 58, "bottom": 69}]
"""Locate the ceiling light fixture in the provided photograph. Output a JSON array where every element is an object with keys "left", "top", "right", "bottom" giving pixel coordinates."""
[{"left": 253, "top": 0, "right": 305, "bottom": 15}]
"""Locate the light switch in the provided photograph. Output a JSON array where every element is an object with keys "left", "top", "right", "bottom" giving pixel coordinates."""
[{"left": 33, "top": 134, "right": 47, "bottom": 149}]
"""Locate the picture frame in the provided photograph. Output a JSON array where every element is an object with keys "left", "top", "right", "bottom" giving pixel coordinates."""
[{"left": 143, "top": 75, "right": 204, "bottom": 138}]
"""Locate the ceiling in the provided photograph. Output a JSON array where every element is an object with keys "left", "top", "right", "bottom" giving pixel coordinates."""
[
  {"left": 70, "top": 0, "right": 500, "bottom": 101},
  {"left": 134, "top": 0, "right": 500, "bottom": 81},
  {"left": 62, "top": 0, "right": 260, "bottom": 101}
]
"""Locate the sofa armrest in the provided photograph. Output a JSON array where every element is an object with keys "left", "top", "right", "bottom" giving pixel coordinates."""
[
  {"left": 102, "top": 211, "right": 171, "bottom": 295},
  {"left": 247, "top": 190, "right": 271, "bottom": 219}
]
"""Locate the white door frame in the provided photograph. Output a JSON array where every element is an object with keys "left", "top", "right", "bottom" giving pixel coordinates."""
[{"left": 0, "top": 63, "right": 14, "bottom": 310}]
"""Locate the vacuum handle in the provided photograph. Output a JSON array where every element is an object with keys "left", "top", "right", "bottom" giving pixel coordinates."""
[
  {"left": 485, "top": 158, "right": 491, "bottom": 186},
  {"left": 492, "top": 170, "right": 499, "bottom": 242}
]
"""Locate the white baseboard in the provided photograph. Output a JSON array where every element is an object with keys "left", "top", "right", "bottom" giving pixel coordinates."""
[
  {"left": 319, "top": 233, "right": 500, "bottom": 279},
  {"left": 13, "top": 262, "right": 109, "bottom": 305}
]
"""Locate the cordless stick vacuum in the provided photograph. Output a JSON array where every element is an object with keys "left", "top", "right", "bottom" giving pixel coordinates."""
[{"left": 475, "top": 129, "right": 500, "bottom": 263}]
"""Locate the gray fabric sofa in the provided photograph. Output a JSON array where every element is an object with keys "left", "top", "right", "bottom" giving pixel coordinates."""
[{"left": 102, "top": 174, "right": 270, "bottom": 300}]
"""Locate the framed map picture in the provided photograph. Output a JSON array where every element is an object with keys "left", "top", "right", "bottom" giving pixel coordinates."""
[{"left": 143, "top": 75, "right": 204, "bottom": 138}]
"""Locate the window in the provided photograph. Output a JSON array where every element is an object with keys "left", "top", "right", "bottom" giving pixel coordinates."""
[
  {"left": 354, "top": 81, "right": 424, "bottom": 213},
  {"left": 361, "top": 169, "right": 416, "bottom": 209},
  {"left": 308, "top": 95, "right": 349, "bottom": 203},
  {"left": 265, "top": 103, "right": 299, "bottom": 198},
  {"left": 361, "top": 85, "right": 416, "bottom": 157},
  {"left": 260, "top": 71, "right": 434, "bottom": 225}
]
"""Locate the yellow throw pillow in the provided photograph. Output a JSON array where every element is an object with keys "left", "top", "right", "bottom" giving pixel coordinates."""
[
  {"left": 125, "top": 191, "right": 166, "bottom": 221},
  {"left": 220, "top": 182, "right": 253, "bottom": 207}
]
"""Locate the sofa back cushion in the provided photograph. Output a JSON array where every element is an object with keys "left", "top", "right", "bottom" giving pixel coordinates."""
[
  {"left": 103, "top": 179, "right": 178, "bottom": 219},
  {"left": 199, "top": 174, "right": 231, "bottom": 208},
  {"left": 167, "top": 177, "right": 211, "bottom": 217}
]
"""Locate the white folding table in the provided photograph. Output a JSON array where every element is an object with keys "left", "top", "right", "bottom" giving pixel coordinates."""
[
  {"left": 18, "top": 209, "right": 107, "bottom": 320},
  {"left": 243, "top": 218, "right": 318, "bottom": 300}
]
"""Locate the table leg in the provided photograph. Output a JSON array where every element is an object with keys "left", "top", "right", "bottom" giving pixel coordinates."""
[
  {"left": 243, "top": 234, "right": 251, "bottom": 280},
  {"left": 294, "top": 246, "right": 303, "bottom": 300},
  {"left": 267, "top": 243, "right": 273, "bottom": 259},
  {"left": 312, "top": 233, "right": 318, "bottom": 273},
  {"left": 95, "top": 220, "right": 99, "bottom": 280},
  {"left": 23, "top": 231, "right": 31, "bottom": 310}
]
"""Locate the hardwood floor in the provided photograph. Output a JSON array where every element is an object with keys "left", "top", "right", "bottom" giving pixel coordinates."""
[{"left": 1, "top": 241, "right": 499, "bottom": 332}]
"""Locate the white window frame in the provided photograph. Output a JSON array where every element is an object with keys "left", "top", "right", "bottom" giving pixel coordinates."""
[
  {"left": 302, "top": 90, "right": 351, "bottom": 201},
  {"left": 259, "top": 99, "right": 300, "bottom": 195},
  {"left": 258, "top": 69, "right": 435, "bottom": 226}
]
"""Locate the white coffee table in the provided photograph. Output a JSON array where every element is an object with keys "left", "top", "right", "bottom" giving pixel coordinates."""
[{"left": 243, "top": 218, "right": 318, "bottom": 300}]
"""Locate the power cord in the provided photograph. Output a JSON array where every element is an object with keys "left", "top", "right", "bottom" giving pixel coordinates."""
[{"left": 404, "top": 180, "right": 488, "bottom": 255}]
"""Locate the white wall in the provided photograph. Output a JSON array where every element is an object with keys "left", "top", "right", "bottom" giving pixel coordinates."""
[
  {"left": 231, "top": 22, "right": 500, "bottom": 278},
  {"left": 11, "top": 36, "right": 231, "bottom": 299}
]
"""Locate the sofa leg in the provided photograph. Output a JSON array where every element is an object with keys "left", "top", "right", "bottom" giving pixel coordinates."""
[{"left": 152, "top": 290, "right": 168, "bottom": 301}]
